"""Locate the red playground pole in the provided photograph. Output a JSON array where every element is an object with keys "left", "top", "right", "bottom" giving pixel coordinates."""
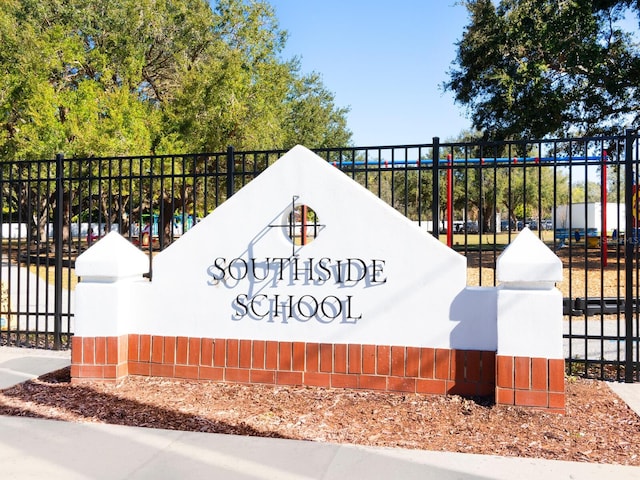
[
  {"left": 447, "top": 153, "right": 453, "bottom": 248},
  {"left": 602, "top": 150, "right": 608, "bottom": 267}
]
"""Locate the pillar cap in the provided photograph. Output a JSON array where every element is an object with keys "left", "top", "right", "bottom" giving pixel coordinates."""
[
  {"left": 76, "top": 232, "right": 148, "bottom": 279},
  {"left": 497, "top": 227, "right": 562, "bottom": 284}
]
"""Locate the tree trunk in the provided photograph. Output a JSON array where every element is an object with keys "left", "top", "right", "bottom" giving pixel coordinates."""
[{"left": 482, "top": 203, "right": 496, "bottom": 233}]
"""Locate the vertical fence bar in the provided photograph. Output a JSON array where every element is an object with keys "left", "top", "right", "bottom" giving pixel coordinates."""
[
  {"left": 0, "top": 164, "right": 4, "bottom": 339},
  {"left": 432, "top": 137, "right": 440, "bottom": 239},
  {"left": 624, "top": 129, "right": 635, "bottom": 382},
  {"left": 615, "top": 138, "right": 624, "bottom": 381},
  {"left": 54, "top": 153, "right": 64, "bottom": 350},
  {"left": 446, "top": 153, "right": 453, "bottom": 248},
  {"left": 226, "top": 146, "right": 235, "bottom": 199}
]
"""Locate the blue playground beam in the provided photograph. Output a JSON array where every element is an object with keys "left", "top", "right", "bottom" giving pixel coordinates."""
[{"left": 328, "top": 155, "right": 607, "bottom": 167}]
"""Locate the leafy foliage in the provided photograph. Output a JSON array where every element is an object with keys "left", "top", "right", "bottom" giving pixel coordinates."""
[
  {"left": 0, "top": 0, "right": 351, "bottom": 160},
  {"left": 445, "top": 0, "right": 640, "bottom": 140}
]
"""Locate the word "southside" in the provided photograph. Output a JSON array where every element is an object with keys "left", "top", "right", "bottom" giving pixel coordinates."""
[{"left": 206, "top": 257, "right": 387, "bottom": 285}]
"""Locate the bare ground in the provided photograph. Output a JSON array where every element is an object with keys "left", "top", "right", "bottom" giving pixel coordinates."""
[
  {"left": 466, "top": 248, "right": 630, "bottom": 298},
  {"left": 0, "top": 368, "right": 639, "bottom": 466}
]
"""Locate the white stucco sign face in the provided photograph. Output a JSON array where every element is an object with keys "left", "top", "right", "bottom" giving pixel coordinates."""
[{"left": 147, "top": 145, "right": 487, "bottom": 349}]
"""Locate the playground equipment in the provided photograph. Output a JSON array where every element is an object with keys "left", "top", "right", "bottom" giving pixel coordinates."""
[
  {"left": 330, "top": 155, "right": 605, "bottom": 168},
  {"left": 331, "top": 152, "right": 616, "bottom": 265},
  {"left": 134, "top": 213, "right": 196, "bottom": 248}
]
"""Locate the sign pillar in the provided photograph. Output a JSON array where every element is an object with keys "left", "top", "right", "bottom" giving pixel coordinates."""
[{"left": 494, "top": 228, "right": 565, "bottom": 412}]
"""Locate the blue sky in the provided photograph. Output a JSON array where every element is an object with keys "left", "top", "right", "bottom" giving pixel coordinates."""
[{"left": 268, "top": 1, "right": 472, "bottom": 147}]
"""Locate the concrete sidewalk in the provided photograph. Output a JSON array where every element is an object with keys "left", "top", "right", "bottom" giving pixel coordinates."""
[
  {"left": 0, "top": 347, "right": 638, "bottom": 479},
  {"left": 609, "top": 381, "right": 640, "bottom": 418},
  {"left": 0, "top": 346, "right": 71, "bottom": 389},
  {"left": 1, "top": 415, "right": 638, "bottom": 480}
]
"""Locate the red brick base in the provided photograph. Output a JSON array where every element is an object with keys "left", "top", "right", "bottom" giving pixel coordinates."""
[
  {"left": 71, "top": 336, "right": 566, "bottom": 411},
  {"left": 495, "top": 355, "right": 565, "bottom": 413},
  {"left": 70, "top": 335, "right": 129, "bottom": 381},
  {"left": 71, "top": 335, "right": 495, "bottom": 396}
]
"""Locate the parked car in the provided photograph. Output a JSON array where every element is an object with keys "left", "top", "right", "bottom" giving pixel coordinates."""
[
  {"left": 465, "top": 221, "right": 479, "bottom": 233},
  {"left": 500, "top": 220, "right": 519, "bottom": 231}
]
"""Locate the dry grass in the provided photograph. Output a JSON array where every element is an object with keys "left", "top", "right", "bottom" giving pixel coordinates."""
[
  {"left": 465, "top": 247, "right": 627, "bottom": 298},
  {"left": 28, "top": 264, "right": 78, "bottom": 290}
]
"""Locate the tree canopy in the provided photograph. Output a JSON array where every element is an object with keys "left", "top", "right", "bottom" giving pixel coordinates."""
[
  {"left": 0, "top": 0, "right": 351, "bottom": 160},
  {"left": 445, "top": 0, "right": 640, "bottom": 140}
]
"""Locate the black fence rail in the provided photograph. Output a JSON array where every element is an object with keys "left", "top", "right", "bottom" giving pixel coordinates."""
[
  {"left": 0, "top": 132, "right": 639, "bottom": 381},
  {"left": 564, "top": 297, "right": 640, "bottom": 317}
]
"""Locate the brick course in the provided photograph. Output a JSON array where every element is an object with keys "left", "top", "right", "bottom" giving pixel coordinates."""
[
  {"left": 71, "top": 335, "right": 564, "bottom": 412},
  {"left": 71, "top": 335, "right": 498, "bottom": 398}
]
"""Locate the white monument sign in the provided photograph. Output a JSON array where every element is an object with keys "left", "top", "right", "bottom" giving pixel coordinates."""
[{"left": 143, "top": 145, "right": 490, "bottom": 348}]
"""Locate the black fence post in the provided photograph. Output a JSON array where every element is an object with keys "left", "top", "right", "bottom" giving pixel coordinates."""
[
  {"left": 226, "top": 146, "right": 235, "bottom": 199},
  {"left": 54, "top": 153, "right": 64, "bottom": 350},
  {"left": 624, "top": 129, "right": 636, "bottom": 382},
  {"left": 432, "top": 137, "right": 440, "bottom": 238}
]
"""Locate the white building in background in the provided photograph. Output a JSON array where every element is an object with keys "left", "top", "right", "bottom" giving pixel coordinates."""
[{"left": 555, "top": 202, "right": 625, "bottom": 235}]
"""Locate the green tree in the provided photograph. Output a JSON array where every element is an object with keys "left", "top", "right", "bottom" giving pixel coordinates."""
[
  {"left": 571, "top": 181, "right": 602, "bottom": 203},
  {"left": 0, "top": 0, "right": 352, "bottom": 160},
  {"left": 445, "top": 0, "right": 640, "bottom": 140},
  {"left": 282, "top": 72, "right": 352, "bottom": 149}
]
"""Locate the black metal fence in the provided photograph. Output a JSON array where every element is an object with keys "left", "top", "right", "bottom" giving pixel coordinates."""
[{"left": 1, "top": 132, "right": 639, "bottom": 381}]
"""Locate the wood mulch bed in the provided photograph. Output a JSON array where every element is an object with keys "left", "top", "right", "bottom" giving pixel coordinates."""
[{"left": 0, "top": 368, "right": 638, "bottom": 466}]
